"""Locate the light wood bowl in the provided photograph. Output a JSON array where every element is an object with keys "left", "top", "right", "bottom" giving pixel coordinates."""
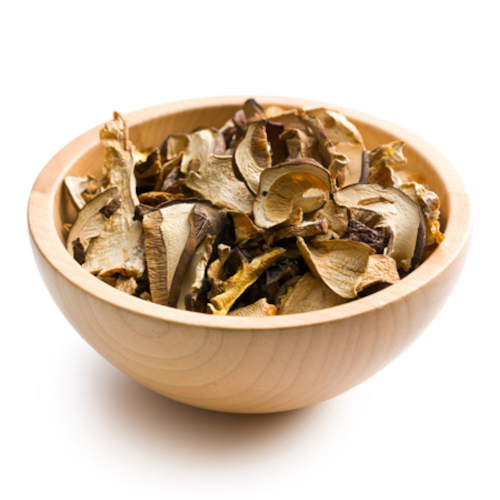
[{"left": 28, "top": 96, "right": 472, "bottom": 414}]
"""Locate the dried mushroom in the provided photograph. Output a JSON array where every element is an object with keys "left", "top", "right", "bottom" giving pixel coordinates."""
[
  {"left": 333, "top": 183, "right": 425, "bottom": 271},
  {"left": 64, "top": 99, "right": 444, "bottom": 316},
  {"left": 253, "top": 159, "right": 331, "bottom": 228}
]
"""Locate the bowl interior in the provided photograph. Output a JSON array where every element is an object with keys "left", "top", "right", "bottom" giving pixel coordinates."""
[{"left": 54, "top": 102, "right": 450, "bottom": 247}]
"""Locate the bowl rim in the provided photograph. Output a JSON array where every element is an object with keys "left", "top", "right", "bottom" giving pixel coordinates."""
[{"left": 28, "top": 95, "right": 472, "bottom": 331}]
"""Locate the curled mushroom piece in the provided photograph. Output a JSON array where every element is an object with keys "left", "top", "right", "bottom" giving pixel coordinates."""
[
  {"left": 399, "top": 181, "right": 445, "bottom": 246},
  {"left": 233, "top": 120, "right": 272, "bottom": 194},
  {"left": 333, "top": 183, "right": 425, "bottom": 271},
  {"left": 186, "top": 154, "right": 255, "bottom": 214},
  {"left": 82, "top": 113, "right": 146, "bottom": 279},
  {"left": 65, "top": 175, "right": 108, "bottom": 210},
  {"left": 296, "top": 237, "right": 374, "bottom": 298},
  {"left": 228, "top": 298, "right": 277, "bottom": 317},
  {"left": 266, "top": 219, "right": 328, "bottom": 245},
  {"left": 180, "top": 127, "right": 226, "bottom": 175},
  {"left": 230, "top": 211, "right": 264, "bottom": 246},
  {"left": 253, "top": 159, "right": 331, "bottom": 229},
  {"left": 279, "top": 273, "right": 347, "bottom": 315},
  {"left": 66, "top": 187, "right": 120, "bottom": 261},
  {"left": 368, "top": 141, "right": 407, "bottom": 187},
  {"left": 209, "top": 248, "right": 285, "bottom": 315},
  {"left": 335, "top": 142, "right": 368, "bottom": 187}
]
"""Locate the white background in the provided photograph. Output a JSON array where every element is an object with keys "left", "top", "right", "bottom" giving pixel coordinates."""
[{"left": 2, "top": 1, "right": 499, "bottom": 498}]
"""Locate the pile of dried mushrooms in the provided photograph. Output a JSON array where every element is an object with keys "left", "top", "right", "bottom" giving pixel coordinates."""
[{"left": 64, "top": 99, "right": 445, "bottom": 317}]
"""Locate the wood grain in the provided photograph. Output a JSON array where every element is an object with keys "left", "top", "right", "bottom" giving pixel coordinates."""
[{"left": 28, "top": 96, "right": 472, "bottom": 413}]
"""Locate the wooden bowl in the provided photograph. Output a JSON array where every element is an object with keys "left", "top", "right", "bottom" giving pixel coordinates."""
[{"left": 28, "top": 96, "right": 472, "bottom": 414}]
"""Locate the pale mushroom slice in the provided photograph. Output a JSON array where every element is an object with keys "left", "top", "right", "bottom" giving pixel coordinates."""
[
  {"left": 228, "top": 298, "right": 277, "bottom": 317},
  {"left": 253, "top": 159, "right": 331, "bottom": 229},
  {"left": 356, "top": 255, "right": 400, "bottom": 293},
  {"left": 233, "top": 120, "right": 272, "bottom": 194},
  {"left": 66, "top": 187, "right": 120, "bottom": 261},
  {"left": 186, "top": 154, "right": 255, "bottom": 214},
  {"left": 142, "top": 202, "right": 195, "bottom": 305},
  {"left": 162, "top": 133, "right": 189, "bottom": 161},
  {"left": 209, "top": 248, "right": 286, "bottom": 315},
  {"left": 115, "top": 276, "right": 138, "bottom": 295},
  {"left": 180, "top": 128, "right": 226, "bottom": 175},
  {"left": 143, "top": 201, "right": 228, "bottom": 306},
  {"left": 279, "top": 273, "right": 347, "bottom": 315},
  {"left": 335, "top": 142, "right": 368, "bottom": 187},
  {"left": 368, "top": 141, "right": 407, "bottom": 187},
  {"left": 177, "top": 234, "right": 215, "bottom": 310},
  {"left": 296, "top": 237, "right": 374, "bottom": 298},
  {"left": 280, "top": 128, "right": 318, "bottom": 160},
  {"left": 65, "top": 175, "right": 108, "bottom": 210},
  {"left": 82, "top": 112, "right": 145, "bottom": 278},
  {"left": 333, "top": 183, "right": 425, "bottom": 272},
  {"left": 399, "top": 181, "right": 445, "bottom": 246}
]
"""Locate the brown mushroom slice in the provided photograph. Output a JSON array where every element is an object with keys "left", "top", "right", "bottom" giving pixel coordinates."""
[
  {"left": 293, "top": 191, "right": 327, "bottom": 214},
  {"left": 209, "top": 248, "right": 286, "bottom": 315},
  {"left": 134, "top": 148, "right": 162, "bottom": 183},
  {"left": 243, "top": 98, "right": 265, "bottom": 123},
  {"left": 180, "top": 128, "right": 224, "bottom": 175},
  {"left": 115, "top": 275, "right": 138, "bottom": 295},
  {"left": 66, "top": 187, "right": 120, "bottom": 259},
  {"left": 186, "top": 154, "right": 254, "bottom": 214},
  {"left": 142, "top": 202, "right": 195, "bottom": 305},
  {"left": 253, "top": 159, "right": 331, "bottom": 229},
  {"left": 279, "top": 273, "right": 347, "bottom": 315},
  {"left": 333, "top": 183, "right": 424, "bottom": 272},
  {"left": 335, "top": 142, "right": 367, "bottom": 187},
  {"left": 230, "top": 211, "right": 265, "bottom": 246},
  {"left": 267, "top": 219, "right": 328, "bottom": 245},
  {"left": 280, "top": 128, "right": 317, "bottom": 160},
  {"left": 296, "top": 237, "right": 374, "bottom": 298},
  {"left": 206, "top": 244, "right": 232, "bottom": 295},
  {"left": 82, "top": 113, "right": 145, "bottom": 279},
  {"left": 233, "top": 120, "right": 272, "bottom": 194},
  {"left": 312, "top": 198, "right": 349, "bottom": 236},
  {"left": 356, "top": 255, "right": 400, "bottom": 293},
  {"left": 228, "top": 298, "right": 277, "bottom": 317},
  {"left": 368, "top": 141, "right": 407, "bottom": 187},
  {"left": 177, "top": 234, "right": 215, "bottom": 310},
  {"left": 65, "top": 175, "right": 107, "bottom": 210},
  {"left": 264, "top": 104, "right": 289, "bottom": 119},
  {"left": 340, "top": 218, "right": 387, "bottom": 254},
  {"left": 399, "top": 181, "right": 445, "bottom": 246}
]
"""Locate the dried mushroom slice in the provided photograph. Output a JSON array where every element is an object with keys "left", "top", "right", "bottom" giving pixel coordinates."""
[
  {"left": 296, "top": 237, "right": 374, "bottom": 298},
  {"left": 368, "top": 141, "right": 406, "bottom": 187},
  {"left": 82, "top": 113, "right": 145, "bottom": 278},
  {"left": 162, "top": 134, "right": 189, "bottom": 161},
  {"left": 180, "top": 128, "right": 225, "bottom": 175},
  {"left": 143, "top": 201, "right": 227, "bottom": 307},
  {"left": 307, "top": 108, "right": 364, "bottom": 146},
  {"left": 186, "top": 154, "right": 255, "bottom": 214},
  {"left": 399, "top": 181, "right": 445, "bottom": 246},
  {"left": 233, "top": 120, "right": 272, "bottom": 194},
  {"left": 335, "top": 142, "right": 368, "bottom": 187},
  {"left": 65, "top": 175, "right": 107, "bottom": 210},
  {"left": 115, "top": 275, "right": 138, "bottom": 295},
  {"left": 177, "top": 234, "right": 215, "bottom": 310},
  {"left": 228, "top": 298, "right": 277, "bottom": 317},
  {"left": 253, "top": 159, "right": 331, "bottom": 229},
  {"left": 266, "top": 219, "right": 328, "bottom": 245},
  {"left": 333, "top": 183, "right": 425, "bottom": 272},
  {"left": 312, "top": 198, "right": 349, "bottom": 237},
  {"left": 243, "top": 98, "right": 266, "bottom": 123},
  {"left": 356, "top": 255, "right": 400, "bottom": 293},
  {"left": 209, "top": 248, "right": 285, "bottom": 315},
  {"left": 230, "top": 211, "right": 265, "bottom": 246},
  {"left": 280, "top": 128, "right": 318, "bottom": 161},
  {"left": 207, "top": 244, "right": 232, "bottom": 295},
  {"left": 66, "top": 187, "right": 119, "bottom": 260},
  {"left": 279, "top": 273, "right": 347, "bottom": 315}
]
